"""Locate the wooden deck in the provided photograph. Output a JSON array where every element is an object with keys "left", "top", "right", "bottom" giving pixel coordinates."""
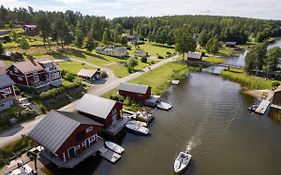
[
  {"left": 103, "top": 117, "right": 129, "bottom": 136},
  {"left": 271, "top": 104, "right": 281, "bottom": 110},
  {"left": 99, "top": 147, "right": 121, "bottom": 163},
  {"left": 255, "top": 100, "right": 271, "bottom": 114}
]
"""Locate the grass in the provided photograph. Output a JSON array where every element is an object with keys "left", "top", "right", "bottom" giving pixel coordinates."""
[
  {"left": 57, "top": 61, "right": 96, "bottom": 74},
  {"left": 202, "top": 56, "right": 225, "bottom": 64},
  {"left": 138, "top": 42, "right": 175, "bottom": 57},
  {"left": 221, "top": 68, "right": 279, "bottom": 89},
  {"left": 130, "top": 61, "right": 190, "bottom": 95}
]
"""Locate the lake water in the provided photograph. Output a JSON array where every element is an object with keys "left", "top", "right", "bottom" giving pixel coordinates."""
[{"left": 48, "top": 73, "right": 281, "bottom": 175}]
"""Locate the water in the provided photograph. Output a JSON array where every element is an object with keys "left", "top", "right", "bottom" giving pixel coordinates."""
[{"left": 48, "top": 73, "right": 281, "bottom": 175}]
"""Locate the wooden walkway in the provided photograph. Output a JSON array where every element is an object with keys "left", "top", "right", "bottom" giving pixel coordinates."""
[
  {"left": 255, "top": 100, "right": 271, "bottom": 114},
  {"left": 99, "top": 147, "right": 121, "bottom": 163}
]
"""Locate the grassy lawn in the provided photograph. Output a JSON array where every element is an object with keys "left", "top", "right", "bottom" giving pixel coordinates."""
[
  {"left": 138, "top": 42, "right": 175, "bottom": 57},
  {"left": 57, "top": 61, "right": 96, "bottom": 74},
  {"left": 202, "top": 56, "right": 225, "bottom": 64},
  {"left": 221, "top": 68, "right": 279, "bottom": 89},
  {"left": 3, "top": 41, "right": 18, "bottom": 49},
  {"left": 130, "top": 62, "right": 189, "bottom": 95}
]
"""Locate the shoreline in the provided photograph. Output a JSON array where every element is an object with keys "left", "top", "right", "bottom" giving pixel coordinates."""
[{"left": 240, "top": 88, "right": 271, "bottom": 100}]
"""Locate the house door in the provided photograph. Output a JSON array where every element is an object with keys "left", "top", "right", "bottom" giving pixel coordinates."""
[
  {"left": 68, "top": 147, "right": 76, "bottom": 159},
  {"left": 86, "top": 139, "right": 90, "bottom": 148}
]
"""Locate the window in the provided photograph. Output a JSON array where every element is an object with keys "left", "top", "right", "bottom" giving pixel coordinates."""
[
  {"left": 34, "top": 75, "right": 39, "bottom": 82},
  {"left": 86, "top": 126, "right": 93, "bottom": 133},
  {"left": 75, "top": 131, "right": 86, "bottom": 143},
  {"left": 18, "top": 77, "right": 23, "bottom": 81}
]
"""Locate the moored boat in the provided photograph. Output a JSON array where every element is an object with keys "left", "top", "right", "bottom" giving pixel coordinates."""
[
  {"left": 127, "top": 120, "right": 148, "bottom": 127},
  {"left": 125, "top": 123, "right": 149, "bottom": 135},
  {"left": 174, "top": 151, "right": 192, "bottom": 173},
  {"left": 157, "top": 101, "right": 173, "bottom": 110},
  {"left": 105, "top": 141, "right": 125, "bottom": 154}
]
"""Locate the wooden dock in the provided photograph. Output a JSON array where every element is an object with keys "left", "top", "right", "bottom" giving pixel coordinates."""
[
  {"left": 99, "top": 147, "right": 121, "bottom": 164},
  {"left": 255, "top": 100, "right": 271, "bottom": 114},
  {"left": 271, "top": 104, "right": 281, "bottom": 110}
]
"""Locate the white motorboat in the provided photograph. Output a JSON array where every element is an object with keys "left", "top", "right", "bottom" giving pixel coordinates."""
[
  {"left": 127, "top": 120, "right": 148, "bottom": 127},
  {"left": 105, "top": 141, "right": 125, "bottom": 154},
  {"left": 125, "top": 123, "right": 149, "bottom": 135},
  {"left": 157, "top": 102, "right": 173, "bottom": 110},
  {"left": 174, "top": 151, "right": 192, "bottom": 173}
]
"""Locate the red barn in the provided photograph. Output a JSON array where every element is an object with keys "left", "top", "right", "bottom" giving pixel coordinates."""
[
  {"left": 118, "top": 82, "right": 151, "bottom": 102},
  {"left": 6, "top": 58, "right": 61, "bottom": 91},
  {"left": 28, "top": 110, "right": 104, "bottom": 168},
  {"left": 77, "top": 94, "right": 123, "bottom": 128},
  {"left": 0, "top": 73, "right": 16, "bottom": 112},
  {"left": 187, "top": 51, "right": 203, "bottom": 61},
  {"left": 273, "top": 86, "right": 281, "bottom": 105}
]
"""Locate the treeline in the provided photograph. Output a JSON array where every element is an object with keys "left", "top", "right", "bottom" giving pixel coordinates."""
[{"left": 1, "top": 5, "right": 281, "bottom": 49}]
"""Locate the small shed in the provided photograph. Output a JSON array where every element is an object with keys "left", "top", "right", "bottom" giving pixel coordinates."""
[
  {"left": 77, "top": 94, "right": 123, "bottom": 128},
  {"left": 272, "top": 85, "right": 281, "bottom": 105},
  {"left": 118, "top": 82, "right": 151, "bottom": 101},
  {"left": 134, "top": 50, "right": 148, "bottom": 57},
  {"left": 77, "top": 69, "right": 101, "bottom": 83},
  {"left": 187, "top": 51, "right": 203, "bottom": 61},
  {"left": 225, "top": 42, "right": 236, "bottom": 48}
]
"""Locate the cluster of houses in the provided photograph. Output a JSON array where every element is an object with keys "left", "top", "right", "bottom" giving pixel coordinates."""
[{"left": 27, "top": 82, "right": 153, "bottom": 168}]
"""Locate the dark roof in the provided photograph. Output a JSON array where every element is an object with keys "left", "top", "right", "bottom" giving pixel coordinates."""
[
  {"left": 11, "top": 58, "right": 54, "bottom": 74},
  {"left": 225, "top": 42, "right": 236, "bottom": 45},
  {"left": 187, "top": 51, "right": 203, "bottom": 59},
  {"left": 77, "top": 94, "right": 117, "bottom": 119},
  {"left": 118, "top": 82, "right": 149, "bottom": 94},
  {"left": 28, "top": 110, "right": 102, "bottom": 154},
  {"left": 0, "top": 74, "right": 14, "bottom": 88},
  {"left": 114, "top": 47, "right": 127, "bottom": 52}
]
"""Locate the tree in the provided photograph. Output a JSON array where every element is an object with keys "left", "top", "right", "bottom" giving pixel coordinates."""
[
  {"left": 85, "top": 33, "right": 95, "bottom": 52},
  {"left": 206, "top": 37, "right": 219, "bottom": 54},
  {"left": 102, "top": 28, "right": 111, "bottom": 44},
  {"left": 53, "top": 18, "right": 72, "bottom": 48},
  {"left": 264, "top": 47, "right": 281, "bottom": 72},
  {"left": 10, "top": 29, "right": 18, "bottom": 42},
  {"left": 19, "top": 37, "right": 30, "bottom": 53},
  {"left": 175, "top": 28, "right": 196, "bottom": 60},
  {"left": 198, "top": 30, "right": 209, "bottom": 47},
  {"left": 0, "top": 42, "right": 4, "bottom": 55},
  {"left": 127, "top": 58, "right": 138, "bottom": 73},
  {"left": 74, "top": 29, "right": 84, "bottom": 48},
  {"left": 120, "top": 36, "right": 127, "bottom": 46},
  {"left": 244, "top": 43, "right": 267, "bottom": 73},
  {"left": 37, "top": 15, "right": 51, "bottom": 48}
]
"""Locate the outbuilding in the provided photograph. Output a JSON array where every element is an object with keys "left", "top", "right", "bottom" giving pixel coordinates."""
[
  {"left": 28, "top": 110, "right": 104, "bottom": 168},
  {"left": 187, "top": 51, "right": 203, "bottom": 61},
  {"left": 273, "top": 85, "right": 281, "bottom": 106},
  {"left": 77, "top": 69, "right": 101, "bottom": 83},
  {"left": 118, "top": 82, "right": 151, "bottom": 102},
  {"left": 225, "top": 42, "right": 236, "bottom": 48}
]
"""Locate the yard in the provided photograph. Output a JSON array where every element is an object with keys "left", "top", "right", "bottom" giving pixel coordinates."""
[
  {"left": 137, "top": 42, "right": 175, "bottom": 57},
  {"left": 57, "top": 61, "right": 96, "bottom": 74},
  {"left": 202, "top": 56, "right": 225, "bottom": 64}
]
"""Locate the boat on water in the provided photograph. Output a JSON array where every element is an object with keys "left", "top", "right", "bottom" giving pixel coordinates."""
[
  {"left": 171, "top": 80, "right": 180, "bottom": 85},
  {"left": 174, "top": 151, "right": 192, "bottom": 173},
  {"left": 105, "top": 141, "right": 125, "bottom": 154},
  {"left": 157, "top": 101, "right": 173, "bottom": 110},
  {"left": 248, "top": 104, "right": 258, "bottom": 112},
  {"left": 125, "top": 123, "right": 149, "bottom": 135},
  {"left": 127, "top": 120, "right": 148, "bottom": 127}
]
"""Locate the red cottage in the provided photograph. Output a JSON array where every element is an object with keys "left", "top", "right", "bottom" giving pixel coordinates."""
[
  {"left": 6, "top": 58, "right": 62, "bottom": 91},
  {"left": 77, "top": 94, "right": 123, "bottom": 128},
  {"left": 28, "top": 110, "right": 104, "bottom": 168},
  {"left": 187, "top": 51, "right": 204, "bottom": 62},
  {"left": 118, "top": 82, "right": 151, "bottom": 102}
]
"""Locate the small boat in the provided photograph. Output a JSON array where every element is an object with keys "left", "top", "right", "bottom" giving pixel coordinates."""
[
  {"left": 248, "top": 104, "right": 258, "bottom": 112},
  {"left": 157, "top": 102, "right": 173, "bottom": 110},
  {"left": 171, "top": 80, "right": 180, "bottom": 85},
  {"left": 125, "top": 123, "right": 149, "bottom": 135},
  {"left": 105, "top": 141, "right": 125, "bottom": 154},
  {"left": 127, "top": 120, "right": 148, "bottom": 127},
  {"left": 174, "top": 151, "right": 192, "bottom": 173}
]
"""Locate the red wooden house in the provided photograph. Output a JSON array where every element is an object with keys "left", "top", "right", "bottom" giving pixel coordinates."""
[
  {"left": 28, "top": 110, "right": 104, "bottom": 168},
  {"left": 187, "top": 51, "right": 204, "bottom": 61},
  {"left": 77, "top": 94, "right": 123, "bottom": 128},
  {"left": 118, "top": 82, "right": 151, "bottom": 102},
  {"left": 0, "top": 61, "right": 16, "bottom": 112},
  {"left": 6, "top": 58, "right": 62, "bottom": 91}
]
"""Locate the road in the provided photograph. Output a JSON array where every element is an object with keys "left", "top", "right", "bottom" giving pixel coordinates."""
[{"left": 0, "top": 55, "right": 178, "bottom": 147}]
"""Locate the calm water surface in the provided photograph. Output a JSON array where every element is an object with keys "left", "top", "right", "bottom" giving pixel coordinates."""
[{"left": 49, "top": 73, "right": 281, "bottom": 175}]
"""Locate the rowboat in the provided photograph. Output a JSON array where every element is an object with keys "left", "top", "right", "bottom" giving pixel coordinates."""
[{"left": 105, "top": 141, "right": 125, "bottom": 154}]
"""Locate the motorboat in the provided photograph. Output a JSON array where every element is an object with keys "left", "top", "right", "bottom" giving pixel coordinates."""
[
  {"left": 105, "top": 141, "right": 125, "bottom": 154},
  {"left": 127, "top": 120, "right": 148, "bottom": 127},
  {"left": 125, "top": 123, "right": 149, "bottom": 135},
  {"left": 174, "top": 151, "right": 192, "bottom": 173}
]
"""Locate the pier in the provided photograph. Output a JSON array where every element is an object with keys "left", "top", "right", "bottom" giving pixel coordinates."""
[
  {"left": 99, "top": 147, "right": 121, "bottom": 163},
  {"left": 255, "top": 100, "right": 271, "bottom": 114}
]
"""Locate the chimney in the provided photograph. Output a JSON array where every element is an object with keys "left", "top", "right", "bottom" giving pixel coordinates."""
[{"left": 28, "top": 55, "right": 36, "bottom": 65}]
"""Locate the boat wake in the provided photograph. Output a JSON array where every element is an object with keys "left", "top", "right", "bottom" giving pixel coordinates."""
[{"left": 186, "top": 136, "right": 201, "bottom": 153}]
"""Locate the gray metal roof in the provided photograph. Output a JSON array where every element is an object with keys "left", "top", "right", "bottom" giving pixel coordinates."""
[
  {"left": 114, "top": 47, "right": 127, "bottom": 52},
  {"left": 118, "top": 82, "right": 149, "bottom": 94},
  {"left": 187, "top": 51, "right": 203, "bottom": 59},
  {"left": 0, "top": 74, "right": 15, "bottom": 88},
  {"left": 77, "top": 94, "right": 116, "bottom": 119},
  {"left": 28, "top": 110, "right": 102, "bottom": 154}
]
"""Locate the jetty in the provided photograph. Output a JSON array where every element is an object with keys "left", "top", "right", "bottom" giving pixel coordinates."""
[
  {"left": 99, "top": 147, "right": 121, "bottom": 164},
  {"left": 255, "top": 100, "right": 270, "bottom": 114}
]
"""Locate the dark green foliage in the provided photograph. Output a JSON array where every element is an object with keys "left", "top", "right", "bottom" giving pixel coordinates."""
[
  {"left": 101, "top": 71, "right": 108, "bottom": 78},
  {"left": 141, "top": 57, "right": 147, "bottom": 63},
  {"left": 0, "top": 42, "right": 4, "bottom": 55},
  {"left": 19, "top": 37, "right": 30, "bottom": 52},
  {"left": 36, "top": 14, "right": 52, "bottom": 47},
  {"left": 175, "top": 28, "right": 196, "bottom": 59},
  {"left": 85, "top": 32, "right": 95, "bottom": 52},
  {"left": 127, "top": 57, "right": 138, "bottom": 73},
  {"left": 272, "top": 81, "right": 280, "bottom": 88},
  {"left": 198, "top": 29, "right": 209, "bottom": 47},
  {"left": 265, "top": 47, "right": 281, "bottom": 72},
  {"left": 244, "top": 43, "right": 268, "bottom": 73},
  {"left": 120, "top": 36, "right": 127, "bottom": 45},
  {"left": 206, "top": 37, "right": 219, "bottom": 54}
]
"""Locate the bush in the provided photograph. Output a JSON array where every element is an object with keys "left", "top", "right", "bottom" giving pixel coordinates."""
[
  {"left": 272, "top": 81, "right": 280, "bottom": 88},
  {"left": 141, "top": 57, "right": 147, "bottom": 63},
  {"left": 158, "top": 55, "right": 164, "bottom": 59},
  {"left": 150, "top": 60, "right": 155, "bottom": 64},
  {"left": 166, "top": 51, "right": 171, "bottom": 55},
  {"left": 101, "top": 71, "right": 108, "bottom": 78},
  {"left": 109, "top": 95, "right": 123, "bottom": 102},
  {"left": 39, "top": 86, "right": 65, "bottom": 99}
]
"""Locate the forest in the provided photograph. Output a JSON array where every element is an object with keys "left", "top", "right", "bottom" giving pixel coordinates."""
[{"left": 1, "top": 5, "right": 281, "bottom": 49}]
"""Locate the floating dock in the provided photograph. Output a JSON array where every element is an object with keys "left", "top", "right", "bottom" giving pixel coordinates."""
[
  {"left": 99, "top": 147, "right": 121, "bottom": 164},
  {"left": 255, "top": 100, "right": 270, "bottom": 114}
]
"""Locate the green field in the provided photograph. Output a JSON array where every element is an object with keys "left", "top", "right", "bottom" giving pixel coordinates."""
[
  {"left": 221, "top": 69, "right": 279, "bottom": 89},
  {"left": 202, "top": 56, "right": 225, "bottom": 64},
  {"left": 57, "top": 61, "right": 96, "bottom": 74},
  {"left": 138, "top": 42, "right": 175, "bottom": 57}
]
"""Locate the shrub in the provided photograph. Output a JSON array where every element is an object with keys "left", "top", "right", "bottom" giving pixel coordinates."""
[
  {"left": 39, "top": 86, "right": 65, "bottom": 99},
  {"left": 166, "top": 51, "right": 171, "bottom": 55},
  {"left": 63, "top": 72, "right": 76, "bottom": 81},
  {"left": 109, "top": 95, "right": 123, "bottom": 102},
  {"left": 272, "top": 81, "right": 280, "bottom": 88},
  {"left": 141, "top": 57, "right": 147, "bottom": 63},
  {"left": 101, "top": 71, "right": 108, "bottom": 78},
  {"left": 158, "top": 55, "right": 164, "bottom": 59},
  {"left": 150, "top": 60, "right": 155, "bottom": 64}
]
